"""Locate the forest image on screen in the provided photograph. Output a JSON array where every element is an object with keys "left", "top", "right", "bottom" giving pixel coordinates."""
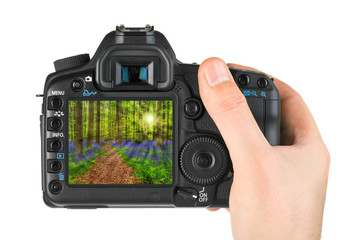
[{"left": 68, "top": 100, "right": 173, "bottom": 185}]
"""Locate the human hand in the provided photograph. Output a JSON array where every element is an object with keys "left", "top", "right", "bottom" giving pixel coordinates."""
[{"left": 198, "top": 58, "right": 330, "bottom": 240}]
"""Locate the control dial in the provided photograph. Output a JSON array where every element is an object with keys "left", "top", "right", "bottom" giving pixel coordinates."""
[{"left": 179, "top": 136, "right": 230, "bottom": 185}]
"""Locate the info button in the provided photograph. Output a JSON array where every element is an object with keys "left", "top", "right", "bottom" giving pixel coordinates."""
[{"left": 47, "top": 139, "right": 63, "bottom": 152}]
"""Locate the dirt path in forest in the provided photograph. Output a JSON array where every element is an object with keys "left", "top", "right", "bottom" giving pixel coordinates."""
[{"left": 75, "top": 143, "right": 142, "bottom": 184}]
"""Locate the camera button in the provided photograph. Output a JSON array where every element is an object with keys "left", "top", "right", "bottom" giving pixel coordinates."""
[
  {"left": 195, "top": 153, "right": 214, "bottom": 169},
  {"left": 50, "top": 141, "right": 61, "bottom": 151},
  {"left": 49, "top": 180, "right": 62, "bottom": 194},
  {"left": 257, "top": 78, "right": 268, "bottom": 88},
  {"left": 47, "top": 160, "right": 62, "bottom": 173},
  {"left": 47, "top": 139, "right": 63, "bottom": 152},
  {"left": 184, "top": 98, "right": 202, "bottom": 119},
  {"left": 71, "top": 78, "right": 85, "bottom": 92},
  {"left": 238, "top": 74, "right": 251, "bottom": 86},
  {"left": 47, "top": 118, "right": 63, "bottom": 131},
  {"left": 48, "top": 96, "right": 63, "bottom": 110}
]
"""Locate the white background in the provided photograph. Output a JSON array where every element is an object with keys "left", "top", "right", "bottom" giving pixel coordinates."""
[{"left": 0, "top": 0, "right": 359, "bottom": 239}]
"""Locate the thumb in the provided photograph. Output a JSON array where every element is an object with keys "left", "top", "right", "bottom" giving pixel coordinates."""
[{"left": 198, "top": 58, "right": 269, "bottom": 165}]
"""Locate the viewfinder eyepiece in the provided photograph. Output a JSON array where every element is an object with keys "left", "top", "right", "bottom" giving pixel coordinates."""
[{"left": 122, "top": 66, "right": 148, "bottom": 83}]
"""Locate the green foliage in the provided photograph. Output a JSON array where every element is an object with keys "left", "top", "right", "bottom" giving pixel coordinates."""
[
  {"left": 127, "top": 158, "right": 171, "bottom": 184},
  {"left": 127, "top": 158, "right": 170, "bottom": 184},
  {"left": 68, "top": 148, "right": 108, "bottom": 184},
  {"left": 68, "top": 159, "right": 96, "bottom": 184},
  {"left": 113, "top": 142, "right": 172, "bottom": 184},
  {"left": 68, "top": 100, "right": 173, "bottom": 142}
]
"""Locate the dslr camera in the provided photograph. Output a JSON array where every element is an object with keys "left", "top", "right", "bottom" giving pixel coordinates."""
[{"left": 39, "top": 25, "right": 280, "bottom": 208}]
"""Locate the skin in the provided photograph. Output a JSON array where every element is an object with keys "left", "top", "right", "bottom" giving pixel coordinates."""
[{"left": 198, "top": 58, "right": 330, "bottom": 240}]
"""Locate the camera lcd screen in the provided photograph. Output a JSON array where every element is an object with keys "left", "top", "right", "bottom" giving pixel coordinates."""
[{"left": 68, "top": 100, "right": 173, "bottom": 185}]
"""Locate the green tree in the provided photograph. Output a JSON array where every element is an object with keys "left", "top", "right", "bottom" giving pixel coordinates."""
[
  {"left": 124, "top": 102, "right": 128, "bottom": 143},
  {"left": 116, "top": 101, "right": 123, "bottom": 145},
  {"left": 96, "top": 101, "right": 101, "bottom": 143},
  {"left": 86, "top": 101, "right": 95, "bottom": 148},
  {"left": 166, "top": 101, "right": 170, "bottom": 144},
  {"left": 155, "top": 101, "right": 163, "bottom": 146},
  {"left": 74, "top": 101, "right": 83, "bottom": 156}
]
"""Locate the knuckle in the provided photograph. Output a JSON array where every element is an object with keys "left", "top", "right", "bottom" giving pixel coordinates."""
[{"left": 283, "top": 88, "right": 303, "bottom": 103}]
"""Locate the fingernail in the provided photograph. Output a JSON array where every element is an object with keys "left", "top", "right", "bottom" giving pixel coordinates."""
[{"left": 204, "top": 58, "right": 230, "bottom": 86}]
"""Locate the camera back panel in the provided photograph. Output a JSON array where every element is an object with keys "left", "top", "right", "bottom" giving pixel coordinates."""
[{"left": 40, "top": 26, "right": 280, "bottom": 208}]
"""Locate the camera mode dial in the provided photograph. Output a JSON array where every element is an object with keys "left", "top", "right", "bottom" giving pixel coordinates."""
[
  {"left": 179, "top": 136, "right": 230, "bottom": 186},
  {"left": 54, "top": 54, "right": 90, "bottom": 72}
]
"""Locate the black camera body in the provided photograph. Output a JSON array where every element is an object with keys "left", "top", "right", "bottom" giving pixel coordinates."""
[{"left": 40, "top": 25, "right": 280, "bottom": 208}]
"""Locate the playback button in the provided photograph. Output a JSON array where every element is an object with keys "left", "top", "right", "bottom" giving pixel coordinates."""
[{"left": 47, "top": 160, "right": 62, "bottom": 173}]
